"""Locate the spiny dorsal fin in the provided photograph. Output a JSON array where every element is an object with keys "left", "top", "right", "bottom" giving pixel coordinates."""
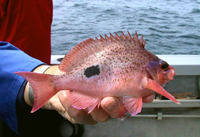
[
  {"left": 105, "top": 34, "right": 109, "bottom": 39},
  {"left": 139, "top": 35, "right": 146, "bottom": 47},
  {"left": 120, "top": 31, "right": 127, "bottom": 40},
  {"left": 59, "top": 38, "right": 95, "bottom": 71},
  {"left": 127, "top": 31, "right": 132, "bottom": 39},
  {"left": 133, "top": 31, "right": 146, "bottom": 48},
  {"left": 59, "top": 31, "right": 146, "bottom": 72},
  {"left": 109, "top": 33, "right": 115, "bottom": 40}
]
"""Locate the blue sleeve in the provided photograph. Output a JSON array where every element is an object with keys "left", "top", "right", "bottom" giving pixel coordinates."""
[{"left": 0, "top": 42, "right": 45, "bottom": 133}]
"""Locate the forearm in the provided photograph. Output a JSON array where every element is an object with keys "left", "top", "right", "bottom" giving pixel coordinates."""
[{"left": 0, "top": 42, "right": 45, "bottom": 133}]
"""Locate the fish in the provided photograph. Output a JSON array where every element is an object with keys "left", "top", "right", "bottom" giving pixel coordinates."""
[{"left": 15, "top": 31, "right": 180, "bottom": 116}]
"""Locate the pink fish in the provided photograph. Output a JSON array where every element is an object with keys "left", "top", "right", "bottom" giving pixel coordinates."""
[{"left": 15, "top": 31, "right": 180, "bottom": 116}]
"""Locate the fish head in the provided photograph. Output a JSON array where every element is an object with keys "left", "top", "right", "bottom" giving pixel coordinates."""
[{"left": 146, "top": 58, "right": 175, "bottom": 87}]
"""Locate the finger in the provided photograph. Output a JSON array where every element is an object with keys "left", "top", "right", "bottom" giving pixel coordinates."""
[
  {"left": 90, "top": 107, "right": 110, "bottom": 122},
  {"left": 57, "top": 90, "right": 97, "bottom": 124},
  {"left": 101, "top": 97, "right": 127, "bottom": 118},
  {"left": 44, "top": 94, "right": 65, "bottom": 111},
  {"left": 142, "top": 93, "right": 155, "bottom": 103}
]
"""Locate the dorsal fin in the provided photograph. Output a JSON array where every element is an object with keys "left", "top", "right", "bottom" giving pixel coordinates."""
[
  {"left": 59, "top": 31, "right": 146, "bottom": 72},
  {"left": 127, "top": 31, "right": 132, "bottom": 39},
  {"left": 115, "top": 32, "right": 121, "bottom": 40},
  {"left": 120, "top": 31, "right": 127, "bottom": 40},
  {"left": 109, "top": 33, "right": 115, "bottom": 40},
  {"left": 59, "top": 38, "right": 95, "bottom": 71},
  {"left": 105, "top": 34, "right": 109, "bottom": 39},
  {"left": 139, "top": 35, "right": 146, "bottom": 47},
  {"left": 132, "top": 31, "right": 146, "bottom": 48}
]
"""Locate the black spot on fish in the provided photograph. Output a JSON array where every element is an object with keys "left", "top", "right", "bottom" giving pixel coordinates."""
[{"left": 84, "top": 65, "right": 100, "bottom": 78}]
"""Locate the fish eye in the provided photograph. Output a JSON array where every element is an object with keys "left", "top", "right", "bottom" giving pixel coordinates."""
[{"left": 160, "top": 61, "right": 169, "bottom": 70}]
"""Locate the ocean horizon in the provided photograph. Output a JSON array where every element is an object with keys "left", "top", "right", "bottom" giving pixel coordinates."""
[{"left": 51, "top": 0, "right": 200, "bottom": 55}]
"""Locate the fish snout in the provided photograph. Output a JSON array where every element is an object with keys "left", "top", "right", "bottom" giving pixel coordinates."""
[{"left": 168, "top": 66, "right": 175, "bottom": 80}]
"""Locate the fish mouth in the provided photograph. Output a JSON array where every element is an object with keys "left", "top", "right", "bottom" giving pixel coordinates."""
[{"left": 168, "top": 66, "right": 176, "bottom": 80}]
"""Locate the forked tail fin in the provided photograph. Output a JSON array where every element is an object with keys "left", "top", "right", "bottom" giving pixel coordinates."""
[{"left": 15, "top": 72, "right": 58, "bottom": 113}]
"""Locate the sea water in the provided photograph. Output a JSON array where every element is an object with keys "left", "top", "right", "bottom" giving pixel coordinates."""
[{"left": 51, "top": 0, "right": 200, "bottom": 55}]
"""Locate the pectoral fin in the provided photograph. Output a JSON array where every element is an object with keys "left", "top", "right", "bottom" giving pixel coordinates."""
[
  {"left": 142, "top": 78, "right": 180, "bottom": 104},
  {"left": 123, "top": 97, "right": 143, "bottom": 116}
]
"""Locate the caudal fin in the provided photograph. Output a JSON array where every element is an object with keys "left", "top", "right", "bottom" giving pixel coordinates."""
[
  {"left": 143, "top": 78, "right": 180, "bottom": 104},
  {"left": 15, "top": 72, "right": 57, "bottom": 113}
]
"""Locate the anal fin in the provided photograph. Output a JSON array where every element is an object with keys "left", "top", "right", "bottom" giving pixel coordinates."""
[{"left": 123, "top": 97, "right": 143, "bottom": 116}]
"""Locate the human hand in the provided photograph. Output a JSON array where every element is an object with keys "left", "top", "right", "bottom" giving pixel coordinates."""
[
  {"left": 45, "top": 90, "right": 155, "bottom": 124},
  {"left": 45, "top": 90, "right": 127, "bottom": 124}
]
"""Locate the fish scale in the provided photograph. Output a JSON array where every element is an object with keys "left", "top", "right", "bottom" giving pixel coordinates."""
[{"left": 15, "top": 31, "right": 180, "bottom": 115}]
